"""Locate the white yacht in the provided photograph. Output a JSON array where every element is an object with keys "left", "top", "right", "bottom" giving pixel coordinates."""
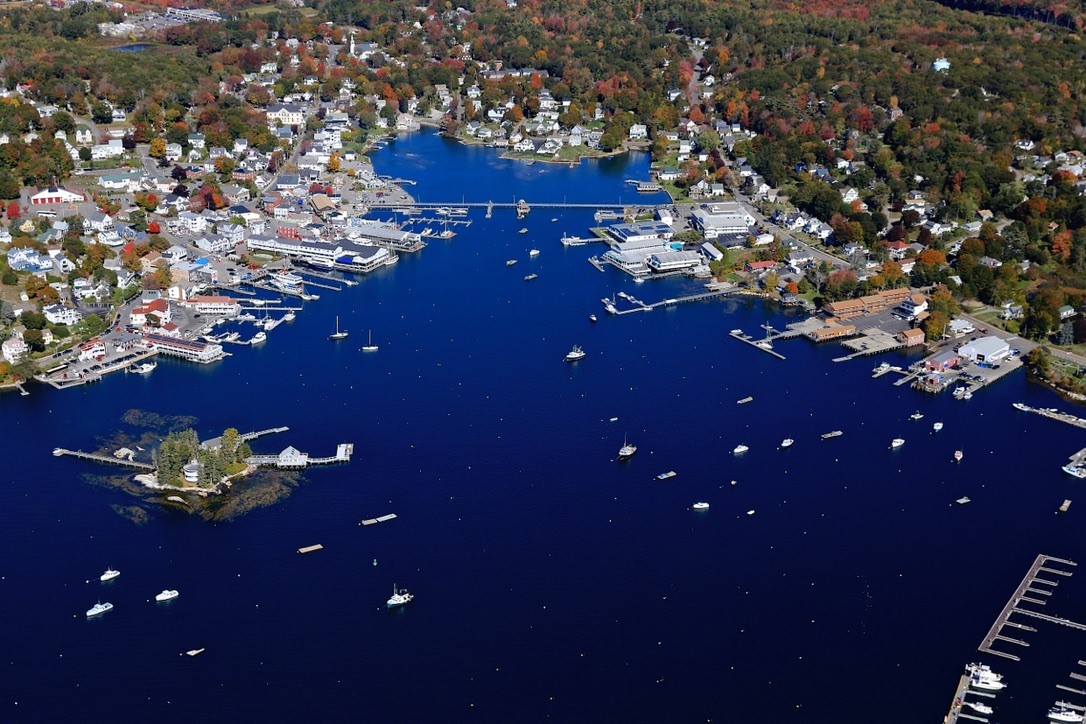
[
  {"left": 362, "top": 330, "right": 378, "bottom": 352},
  {"left": 387, "top": 584, "right": 414, "bottom": 608},
  {"left": 529, "top": 249, "right": 540, "bottom": 257},
  {"left": 891, "top": 438, "right": 905, "bottom": 449},
  {"left": 964, "top": 702, "right": 993, "bottom": 715},
  {"left": 284, "top": 311, "right": 296, "bottom": 322},
  {"left": 617, "top": 435, "right": 637, "bottom": 460},
  {"left": 565, "top": 345, "right": 586, "bottom": 362},
  {"left": 100, "top": 568, "right": 120, "bottom": 582},
  {"left": 329, "top": 316, "right": 348, "bottom": 341},
  {"left": 86, "top": 602, "right": 113, "bottom": 617},
  {"left": 954, "top": 450, "right": 964, "bottom": 463},
  {"left": 1048, "top": 702, "right": 1085, "bottom": 722},
  {"left": 733, "top": 444, "right": 749, "bottom": 455},
  {"left": 872, "top": 362, "right": 891, "bottom": 376},
  {"left": 127, "top": 362, "right": 156, "bottom": 374},
  {"left": 909, "top": 411, "right": 924, "bottom": 420},
  {"left": 692, "top": 502, "right": 709, "bottom": 510},
  {"left": 1063, "top": 465, "right": 1086, "bottom": 479},
  {"left": 967, "top": 663, "right": 1005, "bottom": 691},
  {"left": 933, "top": 422, "right": 943, "bottom": 432},
  {"left": 780, "top": 439, "right": 794, "bottom": 448},
  {"left": 656, "top": 471, "right": 677, "bottom": 480},
  {"left": 251, "top": 331, "right": 267, "bottom": 345},
  {"left": 155, "top": 590, "right": 179, "bottom": 602}
]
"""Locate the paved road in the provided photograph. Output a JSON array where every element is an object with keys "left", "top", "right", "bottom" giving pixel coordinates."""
[{"left": 731, "top": 190, "right": 849, "bottom": 269}]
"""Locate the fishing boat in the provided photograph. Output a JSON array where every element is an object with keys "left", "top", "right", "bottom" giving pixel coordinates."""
[
  {"left": 933, "top": 422, "right": 943, "bottom": 431},
  {"left": 155, "top": 589, "right": 179, "bottom": 602},
  {"left": 86, "top": 602, "right": 113, "bottom": 617},
  {"left": 329, "top": 316, "right": 348, "bottom": 341},
  {"left": 529, "top": 249, "right": 540, "bottom": 257},
  {"left": 692, "top": 502, "right": 709, "bottom": 510},
  {"left": 780, "top": 439, "right": 794, "bottom": 448},
  {"left": 733, "top": 444, "right": 749, "bottom": 455},
  {"left": 100, "top": 568, "right": 120, "bottom": 582},
  {"left": 387, "top": 583, "right": 414, "bottom": 608},
  {"left": 617, "top": 435, "right": 637, "bottom": 460},
  {"left": 890, "top": 438, "right": 905, "bottom": 449},
  {"left": 656, "top": 471, "right": 677, "bottom": 480},
  {"left": 1048, "top": 702, "right": 1085, "bottom": 722},
  {"left": 909, "top": 411, "right": 924, "bottom": 420},
  {"left": 565, "top": 345, "right": 586, "bottom": 362},
  {"left": 954, "top": 450, "right": 964, "bottom": 463},
  {"left": 821, "top": 431, "right": 843, "bottom": 440},
  {"left": 362, "top": 330, "right": 378, "bottom": 352}
]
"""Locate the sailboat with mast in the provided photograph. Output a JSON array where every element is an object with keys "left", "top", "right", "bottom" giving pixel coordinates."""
[
  {"left": 329, "top": 316, "right": 348, "bottom": 341},
  {"left": 362, "top": 330, "right": 378, "bottom": 352}
]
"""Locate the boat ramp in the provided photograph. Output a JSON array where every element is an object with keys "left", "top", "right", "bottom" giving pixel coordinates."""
[{"left": 978, "top": 554, "right": 1078, "bottom": 662}]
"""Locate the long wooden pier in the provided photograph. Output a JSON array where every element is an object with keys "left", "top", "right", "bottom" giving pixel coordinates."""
[
  {"left": 604, "top": 285, "right": 737, "bottom": 316},
  {"left": 1014, "top": 402, "right": 1086, "bottom": 430},
  {"left": 978, "top": 554, "right": 1078, "bottom": 661},
  {"left": 729, "top": 328, "right": 787, "bottom": 360},
  {"left": 52, "top": 448, "right": 155, "bottom": 470}
]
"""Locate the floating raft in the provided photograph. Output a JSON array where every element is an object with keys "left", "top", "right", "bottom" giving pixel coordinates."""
[
  {"left": 361, "top": 513, "right": 398, "bottom": 526},
  {"left": 1061, "top": 499, "right": 1072, "bottom": 512},
  {"left": 297, "top": 544, "right": 324, "bottom": 554},
  {"left": 956, "top": 496, "right": 971, "bottom": 505}
]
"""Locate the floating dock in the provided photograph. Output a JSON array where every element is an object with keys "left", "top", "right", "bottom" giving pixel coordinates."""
[
  {"left": 297, "top": 544, "right": 323, "bottom": 554},
  {"left": 729, "top": 329, "right": 786, "bottom": 360},
  {"left": 361, "top": 513, "right": 398, "bottom": 526},
  {"left": 978, "top": 554, "right": 1078, "bottom": 661}
]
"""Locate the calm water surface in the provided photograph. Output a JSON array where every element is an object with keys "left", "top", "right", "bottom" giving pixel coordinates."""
[{"left": 2, "top": 130, "right": 1083, "bottom": 722}]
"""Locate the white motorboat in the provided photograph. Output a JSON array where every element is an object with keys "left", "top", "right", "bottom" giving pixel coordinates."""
[
  {"left": 284, "top": 311, "right": 296, "bottom": 322},
  {"left": 872, "top": 362, "right": 891, "bottom": 376},
  {"left": 737, "top": 396, "right": 754, "bottom": 404},
  {"left": 656, "top": 471, "right": 677, "bottom": 480},
  {"left": 589, "top": 314, "right": 597, "bottom": 323},
  {"left": 251, "top": 331, "right": 267, "bottom": 345},
  {"left": 966, "top": 663, "right": 1005, "bottom": 691},
  {"left": 127, "top": 362, "right": 156, "bottom": 374},
  {"left": 524, "top": 273, "right": 538, "bottom": 281},
  {"left": 565, "top": 345, "right": 586, "bottom": 362},
  {"left": 1063, "top": 465, "right": 1086, "bottom": 479},
  {"left": 891, "top": 438, "right": 905, "bottom": 449},
  {"left": 387, "top": 583, "right": 414, "bottom": 608},
  {"left": 506, "top": 259, "right": 518, "bottom": 266},
  {"left": 617, "top": 435, "right": 637, "bottom": 460},
  {"left": 518, "top": 228, "right": 528, "bottom": 234},
  {"left": 1048, "top": 702, "right": 1085, "bottom": 722},
  {"left": 821, "top": 430, "right": 843, "bottom": 440},
  {"left": 909, "top": 411, "right": 924, "bottom": 420},
  {"left": 933, "top": 422, "right": 943, "bottom": 431},
  {"left": 964, "top": 702, "right": 993, "bottom": 715},
  {"left": 186, "top": 648, "right": 205, "bottom": 657},
  {"left": 100, "top": 568, "right": 120, "bottom": 582},
  {"left": 86, "top": 602, "right": 113, "bottom": 617},
  {"left": 692, "top": 502, "right": 709, "bottom": 510},
  {"left": 362, "top": 330, "right": 378, "bottom": 352},
  {"left": 733, "top": 444, "right": 749, "bottom": 455},
  {"left": 954, "top": 450, "right": 964, "bottom": 463},
  {"left": 529, "top": 249, "right": 540, "bottom": 257},
  {"left": 780, "top": 439, "right": 794, "bottom": 448},
  {"left": 155, "top": 590, "right": 179, "bottom": 602},
  {"left": 329, "top": 316, "right": 348, "bottom": 341},
  {"left": 1012, "top": 402, "right": 1029, "bottom": 411}
]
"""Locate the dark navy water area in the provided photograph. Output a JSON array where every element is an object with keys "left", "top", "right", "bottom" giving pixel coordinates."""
[{"left": 3, "top": 130, "right": 1085, "bottom": 721}]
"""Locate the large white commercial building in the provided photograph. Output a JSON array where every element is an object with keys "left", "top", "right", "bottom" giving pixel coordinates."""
[{"left": 957, "top": 336, "right": 1010, "bottom": 365}]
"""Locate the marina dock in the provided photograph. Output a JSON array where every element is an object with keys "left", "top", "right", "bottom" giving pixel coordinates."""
[
  {"left": 1013, "top": 402, "right": 1086, "bottom": 430},
  {"left": 604, "top": 285, "right": 738, "bottom": 316},
  {"left": 361, "top": 513, "right": 398, "bottom": 526},
  {"left": 978, "top": 554, "right": 1078, "bottom": 661},
  {"left": 729, "top": 329, "right": 786, "bottom": 360}
]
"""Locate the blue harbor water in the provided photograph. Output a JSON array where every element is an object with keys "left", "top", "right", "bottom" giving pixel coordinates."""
[{"left": 4, "top": 130, "right": 1086, "bottom": 721}]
